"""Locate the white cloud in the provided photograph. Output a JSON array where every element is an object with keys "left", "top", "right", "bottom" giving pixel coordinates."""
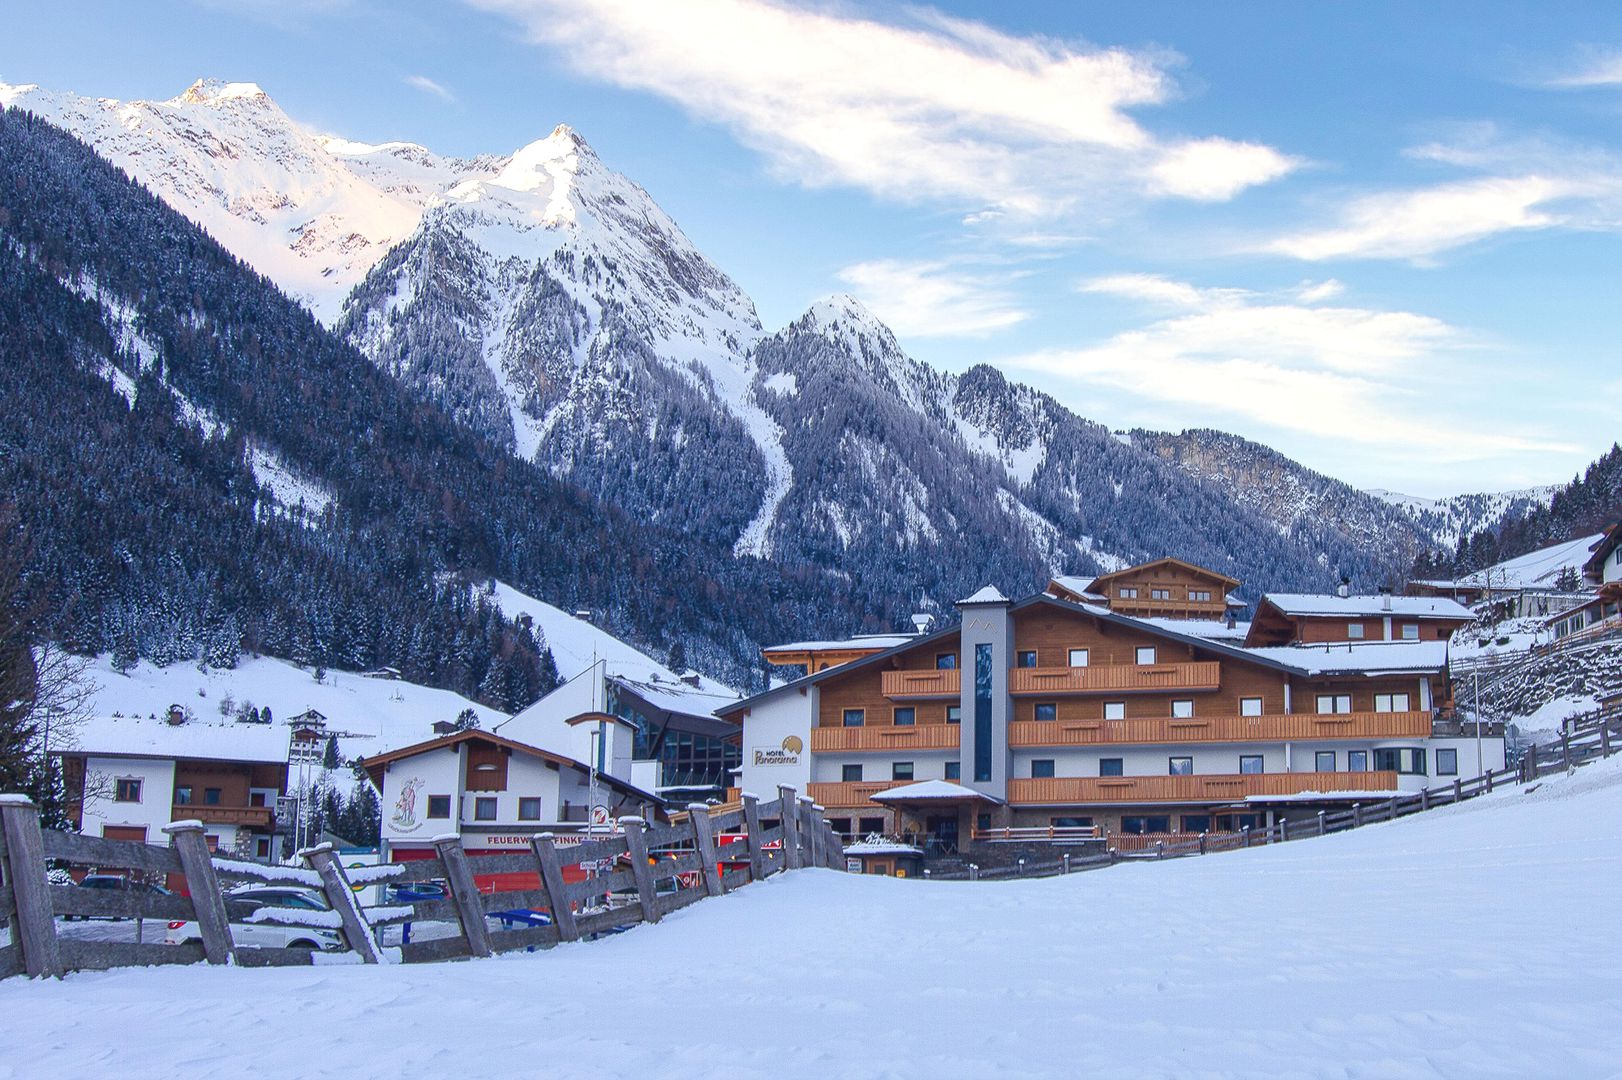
[
  {"left": 1264, "top": 175, "right": 1578, "bottom": 261},
  {"left": 836, "top": 259, "right": 1029, "bottom": 338},
  {"left": 404, "top": 74, "right": 456, "bottom": 102},
  {"left": 469, "top": 0, "right": 1296, "bottom": 216},
  {"left": 1295, "top": 279, "right": 1344, "bottom": 303},
  {"left": 1544, "top": 48, "right": 1622, "bottom": 88},
  {"left": 1016, "top": 275, "right": 1571, "bottom": 463}
]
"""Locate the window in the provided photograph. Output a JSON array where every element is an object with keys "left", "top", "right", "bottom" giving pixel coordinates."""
[
  {"left": 427, "top": 795, "right": 452, "bottom": 819},
  {"left": 976, "top": 813, "right": 992, "bottom": 832},
  {"left": 1315, "top": 750, "right": 1336, "bottom": 772},
  {"left": 1373, "top": 747, "right": 1427, "bottom": 775},
  {"left": 841, "top": 763, "right": 864, "bottom": 782},
  {"left": 1348, "top": 750, "right": 1369, "bottom": 772},
  {"left": 256, "top": 837, "right": 271, "bottom": 858},
  {"left": 203, "top": 788, "right": 222, "bottom": 806},
  {"left": 1099, "top": 758, "right": 1124, "bottom": 777},
  {"left": 1017, "top": 650, "right": 1038, "bottom": 668},
  {"left": 1135, "top": 646, "right": 1157, "bottom": 665},
  {"left": 1240, "top": 697, "right": 1264, "bottom": 717},
  {"left": 946, "top": 705, "right": 961, "bottom": 724},
  {"left": 1034, "top": 702, "right": 1057, "bottom": 722},
  {"left": 1316, "top": 694, "right": 1353, "bottom": 715},
  {"left": 1031, "top": 759, "right": 1056, "bottom": 779},
  {"left": 205, "top": 835, "right": 220, "bottom": 853},
  {"left": 1168, "top": 756, "right": 1193, "bottom": 776},
  {"left": 114, "top": 778, "right": 142, "bottom": 803},
  {"left": 1104, "top": 701, "right": 1126, "bottom": 720},
  {"left": 1400, "top": 623, "right": 1420, "bottom": 641},
  {"left": 893, "top": 706, "right": 916, "bottom": 727},
  {"left": 1190, "top": 590, "right": 1212, "bottom": 602},
  {"left": 974, "top": 644, "right": 994, "bottom": 783},
  {"left": 1239, "top": 755, "right": 1264, "bottom": 775},
  {"left": 1150, "top": 588, "right": 1171, "bottom": 600},
  {"left": 1171, "top": 700, "right": 1194, "bottom": 718},
  {"left": 859, "top": 817, "right": 885, "bottom": 834},
  {"left": 829, "top": 817, "right": 852, "bottom": 836},
  {"left": 1121, "top": 815, "right": 1170, "bottom": 834},
  {"left": 1373, "top": 693, "right": 1411, "bottom": 713},
  {"left": 1182, "top": 814, "right": 1212, "bottom": 833},
  {"left": 474, "top": 797, "right": 498, "bottom": 821},
  {"left": 944, "top": 761, "right": 961, "bottom": 780},
  {"left": 174, "top": 785, "right": 193, "bottom": 806},
  {"left": 1347, "top": 622, "right": 1366, "bottom": 639},
  {"left": 935, "top": 653, "right": 957, "bottom": 670},
  {"left": 1052, "top": 816, "right": 1093, "bottom": 828},
  {"left": 892, "top": 761, "right": 914, "bottom": 782},
  {"left": 1068, "top": 648, "right": 1090, "bottom": 668},
  {"left": 518, "top": 797, "right": 542, "bottom": 821},
  {"left": 843, "top": 708, "right": 865, "bottom": 727},
  {"left": 1437, "top": 748, "right": 1458, "bottom": 776},
  {"left": 1119, "top": 587, "right": 1139, "bottom": 599}
]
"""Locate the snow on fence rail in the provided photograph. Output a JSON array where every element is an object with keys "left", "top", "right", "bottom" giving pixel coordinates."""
[
  {"left": 927, "top": 708, "right": 1622, "bottom": 882},
  {"left": 0, "top": 786, "right": 845, "bottom": 980}
]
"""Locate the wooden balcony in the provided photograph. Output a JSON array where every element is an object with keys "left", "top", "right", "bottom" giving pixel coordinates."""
[
  {"left": 811, "top": 724, "right": 961, "bottom": 753},
  {"left": 172, "top": 805, "right": 274, "bottom": 828},
  {"left": 1008, "top": 661, "right": 1221, "bottom": 696},
  {"left": 1008, "top": 770, "right": 1398, "bottom": 806},
  {"left": 1008, "top": 711, "right": 1432, "bottom": 747},
  {"left": 806, "top": 780, "right": 911, "bottom": 808},
  {"left": 881, "top": 669, "right": 961, "bottom": 699}
]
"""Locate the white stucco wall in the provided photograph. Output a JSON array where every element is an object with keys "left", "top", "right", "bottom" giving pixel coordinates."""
[
  {"left": 378, "top": 745, "right": 463, "bottom": 847},
  {"left": 81, "top": 756, "right": 175, "bottom": 843},
  {"left": 737, "top": 689, "right": 814, "bottom": 796}
]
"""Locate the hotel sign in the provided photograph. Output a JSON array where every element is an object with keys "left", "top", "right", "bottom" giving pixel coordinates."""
[{"left": 753, "top": 735, "right": 802, "bottom": 767}]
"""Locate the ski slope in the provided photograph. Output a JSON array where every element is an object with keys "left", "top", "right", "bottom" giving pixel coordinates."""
[{"left": 4, "top": 758, "right": 1619, "bottom": 1078}]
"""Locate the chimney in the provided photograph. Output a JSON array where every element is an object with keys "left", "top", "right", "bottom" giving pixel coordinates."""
[
  {"left": 1379, "top": 585, "right": 1393, "bottom": 611},
  {"left": 1337, "top": 577, "right": 1351, "bottom": 599},
  {"left": 910, "top": 613, "right": 935, "bottom": 635},
  {"left": 166, "top": 704, "right": 186, "bottom": 726}
]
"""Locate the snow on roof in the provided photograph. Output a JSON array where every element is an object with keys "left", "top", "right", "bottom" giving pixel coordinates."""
[
  {"left": 71, "top": 654, "right": 506, "bottom": 762},
  {"left": 843, "top": 839, "right": 922, "bottom": 856},
  {"left": 67, "top": 713, "right": 294, "bottom": 764},
  {"left": 870, "top": 780, "right": 1003, "bottom": 803},
  {"left": 763, "top": 634, "right": 914, "bottom": 654},
  {"left": 609, "top": 674, "right": 742, "bottom": 722},
  {"left": 1455, "top": 533, "right": 1606, "bottom": 591},
  {"left": 1246, "top": 792, "right": 1408, "bottom": 803},
  {"left": 958, "top": 585, "right": 1009, "bottom": 606},
  {"left": 1242, "top": 640, "right": 1450, "bottom": 675},
  {"left": 1261, "top": 593, "right": 1474, "bottom": 620},
  {"left": 1127, "top": 616, "right": 1252, "bottom": 642}
]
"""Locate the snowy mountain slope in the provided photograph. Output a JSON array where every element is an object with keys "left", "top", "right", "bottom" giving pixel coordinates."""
[
  {"left": 0, "top": 78, "right": 498, "bottom": 321},
  {"left": 1369, "top": 485, "right": 1558, "bottom": 550},
  {"left": 10, "top": 750, "right": 1621, "bottom": 1077}
]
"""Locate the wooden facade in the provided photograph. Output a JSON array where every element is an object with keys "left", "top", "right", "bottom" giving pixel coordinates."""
[{"left": 1079, "top": 558, "right": 1240, "bottom": 620}]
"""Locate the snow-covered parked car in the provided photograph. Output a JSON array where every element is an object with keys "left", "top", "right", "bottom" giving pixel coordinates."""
[{"left": 165, "top": 885, "right": 344, "bottom": 952}]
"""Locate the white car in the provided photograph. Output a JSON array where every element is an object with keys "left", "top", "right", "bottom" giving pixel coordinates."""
[{"left": 165, "top": 885, "right": 344, "bottom": 952}]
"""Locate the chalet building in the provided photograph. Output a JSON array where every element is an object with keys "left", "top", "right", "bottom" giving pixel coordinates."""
[
  {"left": 360, "top": 728, "right": 663, "bottom": 866},
  {"left": 494, "top": 658, "right": 743, "bottom": 802},
  {"left": 1245, "top": 591, "right": 1473, "bottom": 647},
  {"left": 56, "top": 715, "right": 311, "bottom": 861},
  {"left": 1048, "top": 558, "right": 1244, "bottom": 622},
  {"left": 723, "top": 587, "right": 1503, "bottom": 858},
  {"left": 1407, "top": 533, "right": 1605, "bottom": 619},
  {"left": 1546, "top": 523, "right": 1622, "bottom": 642}
]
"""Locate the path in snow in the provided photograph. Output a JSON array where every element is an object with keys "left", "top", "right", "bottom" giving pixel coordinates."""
[{"left": 3, "top": 759, "right": 1620, "bottom": 1078}]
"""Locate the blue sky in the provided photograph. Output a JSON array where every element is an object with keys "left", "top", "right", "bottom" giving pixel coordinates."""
[{"left": 5, "top": 0, "right": 1621, "bottom": 497}]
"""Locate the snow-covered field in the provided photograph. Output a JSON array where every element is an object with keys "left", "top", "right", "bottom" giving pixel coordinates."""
[{"left": 5, "top": 759, "right": 1620, "bottom": 1078}]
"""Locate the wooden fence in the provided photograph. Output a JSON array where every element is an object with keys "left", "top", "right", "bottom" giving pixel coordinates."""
[
  {"left": 928, "top": 707, "right": 1622, "bottom": 881},
  {"left": 0, "top": 786, "right": 844, "bottom": 980}
]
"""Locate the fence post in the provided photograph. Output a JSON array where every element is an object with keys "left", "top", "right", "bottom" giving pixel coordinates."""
[
  {"left": 1316, "top": 811, "right": 1325, "bottom": 837},
  {"left": 740, "top": 793, "right": 766, "bottom": 882},
  {"left": 163, "top": 821, "right": 235, "bottom": 966},
  {"left": 687, "top": 804, "right": 725, "bottom": 898},
  {"left": 1387, "top": 796, "right": 1400, "bottom": 821},
  {"left": 300, "top": 842, "right": 382, "bottom": 963},
  {"left": 0, "top": 796, "right": 63, "bottom": 978},
  {"left": 797, "top": 797, "right": 818, "bottom": 869},
  {"left": 1485, "top": 769, "right": 1494, "bottom": 793},
  {"left": 1351, "top": 803, "right": 1363, "bottom": 828},
  {"left": 1278, "top": 818, "right": 1289, "bottom": 842},
  {"left": 827, "top": 822, "right": 842, "bottom": 869},
  {"left": 1063, "top": 852, "right": 1071, "bottom": 873},
  {"left": 434, "top": 833, "right": 492, "bottom": 958},
  {"left": 531, "top": 834, "right": 578, "bottom": 944},
  {"left": 1603, "top": 722, "right": 1613, "bottom": 758},
  {"left": 804, "top": 808, "right": 823, "bottom": 868},
  {"left": 1524, "top": 744, "right": 1537, "bottom": 782},
  {"left": 777, "top": 785, "right": 802, "bottom": 870},
  {"left": 1420, "top": 788, "right": 1431, "bottom": 812},
  {"left": 1241, "top": 825, "right": 1251, "bottom": 847},
  {"left": 619, "top": 817, "right": 661, "bottom": 925},
  {"left": 1453, "top": 778, "right": 1463, "bottom": 802},
  {"left": 1561, "top": 731, "right": 1572, "bottom": 771},
  {"left": 1198, "top": 832, "right": 1207, "bottom": 855}
]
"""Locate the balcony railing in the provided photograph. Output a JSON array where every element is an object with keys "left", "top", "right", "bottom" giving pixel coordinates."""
[
  {"left": 1007, "top": 770, "right": 1398, "bottom": 805},
  {"left": 811, "top": 724, "right": 961, "bottom": 753},
  {"left": 1008, "top": 661, "right": 1221, "bottom": 696},
  {"left": 1008, "top": 710, "right": 1432, "bottom": 747},
  {"left": 171, "top": 804, "right": 275, "bottom": 828},
  {"left": 880, "top": 669, "right": 961, "bottom": 699},
  {"left": 806, "top": 780, "right": 911, "bottom": 807}
]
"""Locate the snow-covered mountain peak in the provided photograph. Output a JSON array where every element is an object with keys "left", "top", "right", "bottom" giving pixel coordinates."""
[{"left": 175, "top": 78, "right": 270, "bottom": 106}]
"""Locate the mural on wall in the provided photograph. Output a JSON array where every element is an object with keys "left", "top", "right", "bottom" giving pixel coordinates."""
[{"left": 390, "top": 776, "right": 426, "bottom": 833}]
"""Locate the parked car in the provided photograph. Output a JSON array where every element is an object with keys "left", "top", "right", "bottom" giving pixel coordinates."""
[
  {"left": 63, "top": 874, "right": 172, "bottom": 921},
  {"left": 384, "top": 880, "right": 449, "bottom": 903},
  {"left": 165, "top": 885, "right": 343, "bottom": 951}
]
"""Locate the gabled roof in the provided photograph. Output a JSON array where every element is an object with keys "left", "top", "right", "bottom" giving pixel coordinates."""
[
  {"left": 1257, "top": 593, "right": 1474, "bottom": 620},
  {"left": 1085, "top": 558, "right": 1242, "bottom": 593},
  {"left": 870, "top": 780, "right": 1003, "bottom": 804},
  {"left": 1586, "top": 524, "right": 1621, "bottom": 578},
  {"left": 958, "top": 585, "right": 1009, "bottom": 606},
  {"left": 358, "top": 729, "right": 660, "bottom": 804}
]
